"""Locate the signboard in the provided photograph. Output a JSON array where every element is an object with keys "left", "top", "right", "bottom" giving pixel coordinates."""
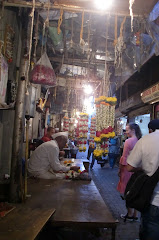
[
  {"left": 141, "top": 82, "right": 159, "bottom": 103},
  {"left": 0, "top": 54, "right": 8, "bottom": 104}
]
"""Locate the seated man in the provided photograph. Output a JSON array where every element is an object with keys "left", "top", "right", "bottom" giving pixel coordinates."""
[
  {"left": 28, "top": 132, "right": 79, "bottom": 179},
  {"left": 41, "top": 127, "right": 55, "bottom": 142}
]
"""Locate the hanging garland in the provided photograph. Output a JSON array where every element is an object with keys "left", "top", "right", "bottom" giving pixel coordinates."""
[
  {"left": 89, "top": 117, "right": 96, "bottom": 148},
  {"left": 77, "top": 112, "right": 88, "bottom": 152},
  {"left": 63, "top": 116, "right": 69, "bottom": 132},
  {"left": 68, "top": 118, "right": 75, "bottom": 140},
  {"left": 93, "top": 96, "right": 117, "bottom": 159}
]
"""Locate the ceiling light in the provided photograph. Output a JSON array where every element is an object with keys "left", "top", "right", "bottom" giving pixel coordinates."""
[
  {"left": 94, "top": 0, "right": 113, "bottom": 10},
  {"left": 83, "top": 85, "right": 93, "bottom": 95}
]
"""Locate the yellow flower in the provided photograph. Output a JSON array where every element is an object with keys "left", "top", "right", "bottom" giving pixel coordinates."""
[
  {"left": 93, "top": 149, "right": 103, "bottom": 157},
  {"left": 109, "top": 132, "right": 115, "bottom": 138},
  {"left": 94, "top": 137, "right": 101, "bottom": 143},
  {"left": 100, "top": 134, "right": 109, "bottom": 139},
  {"left": 112, "top": 97, "right": 117, "bottom": 102},
  {"left": 104, "top": 149, "right": 108, "bottom": 153}
]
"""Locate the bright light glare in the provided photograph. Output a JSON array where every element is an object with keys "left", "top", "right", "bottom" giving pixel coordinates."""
[
  {"left": 75, "top": 119, "right": 78, "bottom": 124},
  {"left": 94, "top": 0, "right": 113, "bottom": 10},
  {"left": 83, "top": 85, "right": 93, "bottom": 95},
  {"left": 76, "top": 111, "right": 80, "bottom": 117}
]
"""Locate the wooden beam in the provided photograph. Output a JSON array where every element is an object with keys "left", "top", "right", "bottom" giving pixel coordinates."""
[
  {"left": 3, "top": 0, "right": 138, "bottom": 16},
  {"left": 50, "top": 56, "right": 113, "bottom": 66}
]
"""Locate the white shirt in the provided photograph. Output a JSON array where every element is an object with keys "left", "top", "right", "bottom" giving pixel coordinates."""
[
  {"left": 127, "top": 130, "right": 159, "bottom": 207},
  {"left": 28, "top": 140, "right": 70, "bottom": 174}
]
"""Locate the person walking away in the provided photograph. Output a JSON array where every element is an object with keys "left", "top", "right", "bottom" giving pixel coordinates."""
[
  {"left": 127, "top": 119, "right": 159, "bottom": 240},
  {"left": 117, "top": 123, "right": 142, "bottom": 221},
  {"left": 108, "top": 135, "right": 120, "bottom": 168}
]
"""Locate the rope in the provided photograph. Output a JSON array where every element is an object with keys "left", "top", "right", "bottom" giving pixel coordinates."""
[
  {"left": 88, "top": 14, "right": 91, "bottom": 51},
  {"left": 80, "top": 10, "right": 84, "bottom": 44},
  {"left": 114, "top": 15, "right": 118, "bottom": 46},
  {"left": 120, "top": 16, "right": 126, "bottom": 38},
  {"left": 129, "top": 0, "right": 135, "bottom": 32},
  {"left": 57, "top": 8, "right": 63, "bottom": 35},
  {"left": 26, "top": 0, "right": 35, "bottom": 89},
  {"left": 103, "top": 15, "right": 110, "bottom": 97}
]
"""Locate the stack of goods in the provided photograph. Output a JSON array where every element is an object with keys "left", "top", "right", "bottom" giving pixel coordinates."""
[
  {"left": 89, "top": 117, "right": 96, "bottom": 148},
  {"left": 93, "top": 96, "right": 117, "bottom": 160},
  {"left": 63, "top": 116, "right": 69, "bottom": 132},
  {"left": 77, "top": 113, "right": 89, "bottom": 152}
]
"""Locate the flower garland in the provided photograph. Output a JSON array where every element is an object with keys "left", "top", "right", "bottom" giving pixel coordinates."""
[
  {"left": 63, "top": 116, "right": 69, "bottom": 132},
  {"left": 77, "top": 112, "right": 88, "bottom": 152},
  {"left": 94, "top": 96, "right": 117, "bottom": 159},
  {"left": 68, "top": 118, "right": 75, "bottom": 140},
  {"left": 89, "top": 117, "right": 96, "bottom": 148}
]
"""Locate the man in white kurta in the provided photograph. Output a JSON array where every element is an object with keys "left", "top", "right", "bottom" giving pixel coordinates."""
[{"left": 28, "top": 133, "right": 79, "bottom": 179}]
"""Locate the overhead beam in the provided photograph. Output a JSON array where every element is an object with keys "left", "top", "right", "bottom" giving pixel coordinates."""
[
  {"left": 3, "top": 0, "right": 140, "bottom": 16},
  {"left": 50, "top": 56, "right": 113, "bottom": 66}
]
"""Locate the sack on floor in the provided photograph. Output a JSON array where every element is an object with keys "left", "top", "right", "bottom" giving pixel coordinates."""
[{"left": 124, "top": 168, "right": 159, "bottom": 212}]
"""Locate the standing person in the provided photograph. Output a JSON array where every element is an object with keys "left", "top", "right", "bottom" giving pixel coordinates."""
[
  {"left": 117, "top": 123, "right": 142, "bottom": 221},
  {"left": 127, "top": 119, "right": 159, "bottom": 240},
  {"left": 28, "top": 132, "right": 79, "bottom": 179},
  {"left": 41, "top": 127, "right": 55, "bottom": 142},
  {"left": 108, "top": 136, "right": 120, "bottom": 168}
]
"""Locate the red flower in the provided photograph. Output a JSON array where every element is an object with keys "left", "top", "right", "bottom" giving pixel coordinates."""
[{"left": 96, "top": 131, "right": 101, "bottom": 137}]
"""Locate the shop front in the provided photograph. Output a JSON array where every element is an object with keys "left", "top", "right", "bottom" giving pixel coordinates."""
[
  {"left": 141, "top": 82, "right": 159, "bottom": 120},
  {"left": 119, "top": 92, "right": 152, "bottom": 136}
]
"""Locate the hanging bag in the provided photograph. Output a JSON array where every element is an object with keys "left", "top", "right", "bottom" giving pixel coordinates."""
[
  {"left": 124, "top": 167, "right": 159, "bottom": 212},
  {"left": 30, "top": 52, "right": 56, "bottom": 86}
]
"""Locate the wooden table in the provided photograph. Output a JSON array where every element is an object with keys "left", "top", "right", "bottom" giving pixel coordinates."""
[
  {"left": 25, "top": 159, "right": 117, "bottom": 239},
  {"left": 0, "top": 160, "right": 117, "bottom": 240}
]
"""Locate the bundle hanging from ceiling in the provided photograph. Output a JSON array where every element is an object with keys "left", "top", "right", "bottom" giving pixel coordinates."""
[
  {"left": 57, "top": 8, "right": 63, "bottom": 35},
  {"left": 80, "top": 11, "right": 85, "bottom": 46},
  {"left": 114, "top": 16, "right": 126, "bottom": 69},
  {"left": 129, "top": 0, "right": 135, "bottom": 32}
]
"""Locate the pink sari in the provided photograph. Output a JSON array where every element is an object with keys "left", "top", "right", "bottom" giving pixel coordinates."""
[{"left": 117, "top": 137, "right": 138, "bottom": 194}]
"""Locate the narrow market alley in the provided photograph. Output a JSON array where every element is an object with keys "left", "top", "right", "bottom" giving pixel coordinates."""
[{"left": 76, "top": 150, "right": 140, "bottom": 240}]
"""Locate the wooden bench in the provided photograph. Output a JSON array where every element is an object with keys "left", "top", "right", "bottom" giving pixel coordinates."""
[{"left": 0, "top": 206, "right": 55, "bottom": 240}]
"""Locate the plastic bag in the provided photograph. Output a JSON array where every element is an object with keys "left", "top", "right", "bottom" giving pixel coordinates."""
[{"left": 30, "top": 52, "right": 56, "bottom": 86}]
